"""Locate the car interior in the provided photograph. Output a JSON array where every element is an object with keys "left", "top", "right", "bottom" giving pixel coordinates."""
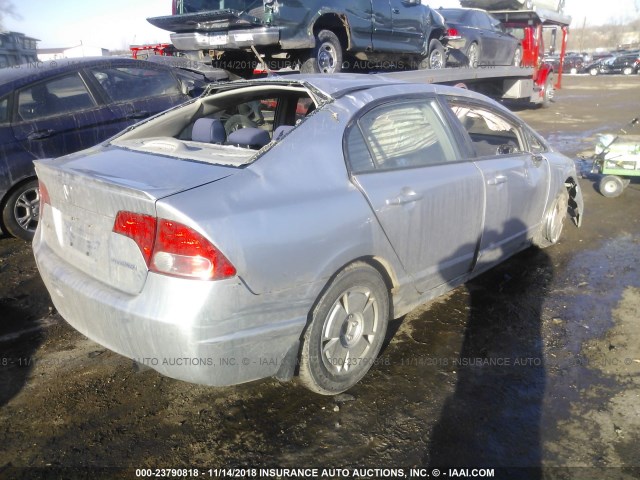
[
  {"left": 450, "top": 104, "right": 524, "bottom": 157},
  {"left": 111, "top": 84, "right": 318, "bottom": 166}
]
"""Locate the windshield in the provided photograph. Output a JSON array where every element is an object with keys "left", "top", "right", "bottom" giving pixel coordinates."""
[{"left": 176, "top": 0, "right": 263, "bottom": 13}]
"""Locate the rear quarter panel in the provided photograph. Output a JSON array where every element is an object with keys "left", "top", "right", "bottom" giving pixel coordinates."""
[{"left": 156, "top": 102, "right": 409, "bottom": 297}]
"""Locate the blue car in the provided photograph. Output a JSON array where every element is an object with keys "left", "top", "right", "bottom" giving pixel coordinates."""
[{"left": 0, "top": 57, "right": 208, "bottom": 240}]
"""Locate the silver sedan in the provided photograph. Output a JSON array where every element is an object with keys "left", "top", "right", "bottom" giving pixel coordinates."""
[{"left": 33, "top": 75, "right": 583, "bottom": 395}]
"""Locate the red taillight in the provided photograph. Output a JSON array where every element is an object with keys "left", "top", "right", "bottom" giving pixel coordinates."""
[
  {"left": 112, "top": 211, "right": 236, "bottom": 281},
  {"left": 113, "top": 212, "right": 157, "bottom": 265},
  {"left": 447, "top": 28, "right": 460, "bottom": 38},
  {"left": 39, "top": 181, "right": 50, "bottom": 208}
]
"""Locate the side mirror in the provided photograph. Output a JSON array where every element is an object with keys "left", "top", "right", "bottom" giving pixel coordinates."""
[
  {"left": 497, "top": 144, "right": 516, "bottom": 155},
  {"left": 179, "top": 79, "right": 196, "bottom": 97}
]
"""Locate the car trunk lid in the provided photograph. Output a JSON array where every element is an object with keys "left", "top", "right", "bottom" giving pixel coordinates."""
[{"left": 35, "top": 146, "right": 235, "bottom": 295}]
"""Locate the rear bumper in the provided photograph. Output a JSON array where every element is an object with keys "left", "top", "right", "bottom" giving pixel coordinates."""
[
  {"left": 171, "top": 28, "right": 280, "bottom": 51},
  {"left": 33, "top": 237, "right": 312, "bottom": 387}
]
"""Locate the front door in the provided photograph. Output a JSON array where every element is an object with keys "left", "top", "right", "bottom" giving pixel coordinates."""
[{"left": 446, "top": 100, "right": 550, "bottom": 268}]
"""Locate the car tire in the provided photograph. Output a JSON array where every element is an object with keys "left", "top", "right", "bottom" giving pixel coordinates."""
[
  {"left": 590, "top": 67, "right": 599, "bottom": 76},
  {"left": 534, "top": 189, "right": 569, "bottom": 248},
  {"left": 599, "top": 175, "right": 625, "bottom": 198},
  {"left": 298, "top": 262, "right": 390, "bottom": 395},
  {"left": 467, "top": 42, "right": 480, "bottom": 68},
  {"left": 300, "top": 30, "right": 343, "bottom": 74},
  {"left": 513, "top": 46, "right": 522, "bottom": 67},
  {"left": 623, "top": 67, "right": 633, "bottom": 76},
  {"left": 570, "top": 67, "right": 578, "bottom": 74},
  {"left": 427, "top": 39, "right": 446, "bottom": 69},
  {"left": 2, "top": 179, "right": 40, "bottom": 241},
  {"left": 540, "top": 74, "right": 554, "bottom": 108}
]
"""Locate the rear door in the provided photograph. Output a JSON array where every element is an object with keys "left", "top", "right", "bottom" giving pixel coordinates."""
[
  {"left": 371, "top": 0, "right": 395, "bottom": 51},
  {"left": 11, "top": 72, "right": 99, "bottom": 159},
  {"left": 445, "top": 99, "right": 550, "bottom": 268},
  {"left": 84, "top": 64, "right": 188, "bottom": 138},
  {"left": 389, "top": 0, "right": 426, "bottom": 53},
  {"left": 346, "top": 97, "right": 485, "bottom": 293}
]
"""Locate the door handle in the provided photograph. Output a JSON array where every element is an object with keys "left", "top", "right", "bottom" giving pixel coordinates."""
[
  {"left": 487, "top": 175, "right": 507, "bottom": 186},
  {"left": 386, "top": 188, "right": 423, "bottom": 206},
  {"left": 27, "top": 129, "right": 55, "bottom": 141},
  {"left": 126, "top": 110, "right": 149, "bottom": 120}
]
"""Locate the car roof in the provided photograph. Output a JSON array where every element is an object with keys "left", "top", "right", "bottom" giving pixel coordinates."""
[
  {"left": 208, "top": 73, "right": 504, "bottom": 110},
  {"left": 209, "top": 73, "right": 432, "bottom": 100},
  {"left": 0, "top": 57, "right": 173, "bottom": 96}
]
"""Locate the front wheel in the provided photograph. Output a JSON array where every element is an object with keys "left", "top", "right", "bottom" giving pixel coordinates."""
[
  {"left": 590, "top": 67, "right": 599, "bottom": 76},
  {"left": 513, "top": 46, "right": 522, "bottom": 67},
  {"left": 623, "top": 67, "right": 633, "bottom": 76},
  {"left": 540, "top": 74, "right": 554, "bottom": 108},
  {"left": 298, "top": 262, "right": 390, "bottom": 395},
  {"left": 2, "top": 179, "right": 40, "bottom": 241},
  {"left": 599, "top": 175, "right": 625, "bottom": 198},
  {"left": 534, "top": 189, "right": 569, "bottom": 248},
  {"left": 300, "top": 30, "right": 343, "bottom": 74}
]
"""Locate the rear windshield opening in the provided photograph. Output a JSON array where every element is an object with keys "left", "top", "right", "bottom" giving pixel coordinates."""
[{"left": 112, "top": 84, "right": 319, "bottom": 166}]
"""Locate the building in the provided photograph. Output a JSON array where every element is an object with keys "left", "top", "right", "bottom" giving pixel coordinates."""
[
  {"left": 38, "top": 44, "right": 110, "bottom": 61},
  {"left": 0, "top": 31, "right": 39, "bottom": 67}
]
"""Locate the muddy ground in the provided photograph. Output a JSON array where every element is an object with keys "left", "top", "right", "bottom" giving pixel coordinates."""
[{"left": 1, "top": 75, "right": 640, "bottom": 480}]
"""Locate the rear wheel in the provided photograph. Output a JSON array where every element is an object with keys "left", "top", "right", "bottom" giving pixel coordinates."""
[
  {"left": 467, "top": 42, "right": 480, "bottom": 68},
  {"left": 623, "top": 66, "right": 634, "bottom": 75},
  {"left": 427, "top": 39, "right": 446, "bottom": 69},
  {"left": 298, "top": 262, "right": 390, "bottom": 395},
  {"left": 590, "top": 67, "right": 599, "bottom": 76},
  {"left": 300, "top": 30, "right": 343, "bottom": 74},
  {"left": 2, "top": 179, "right": 40, "bottom": 241},
  {"left": 534, "top": 189, "right": 569, "bottom": 248},
  {"left": 599, "top": 175, "right": 625, "bottom": 198},
  {"left": 570, "top": 67, "right": 578, "bottom": 74}
]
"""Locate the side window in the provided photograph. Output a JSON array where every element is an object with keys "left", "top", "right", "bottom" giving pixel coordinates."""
[
  {"left": 91, "top": 67, "right": 180, "bottom": 102},
  {"left": 17, "top": 73, "right": 96, "bottom": 121},
  {"left": 346, "top": 99, "right": 458, "bottom": 173},
  {"left": 0, "top": 97, "right": 8, "bottom": 124},
  {"left": 475, "top": 12, "right": 493, "bottom": 30},
  {"left": 449, "top": 103, "right": 525, "bottom": 158},
  {"left": 525, "top": 128, "right": 548, "bottom": 154}
]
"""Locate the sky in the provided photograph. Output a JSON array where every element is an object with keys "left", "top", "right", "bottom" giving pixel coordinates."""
[{"left": 2, "top": 0, "right": 640, "bottom": 51}]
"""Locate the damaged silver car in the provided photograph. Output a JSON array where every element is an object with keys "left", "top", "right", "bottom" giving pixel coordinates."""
[{"left": 33, "top": 75, "right": 583, "bottom": 394}]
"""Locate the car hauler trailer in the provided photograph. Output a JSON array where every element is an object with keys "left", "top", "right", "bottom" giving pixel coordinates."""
[
  {"left": 380, "top": 7, "right": 570, "bottom": 108},
  {"left": 152, "top": 1, "right": 570, "bottom": 107}
]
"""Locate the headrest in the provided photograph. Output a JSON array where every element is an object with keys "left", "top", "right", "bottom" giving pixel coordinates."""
[
  {"left": 192, "top": 118, "right": 226, "bottom": 144},
  {"left": 226, "top": 127, "right": 271, "bottom": 149}
]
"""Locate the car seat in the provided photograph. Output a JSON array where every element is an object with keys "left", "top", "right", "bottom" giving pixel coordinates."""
[
  {"left": 226, "top": 127, "right": 271, "bottom": 149},
  {"left": 191, "top": 118, "right": 226, "bottom": 144}
]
